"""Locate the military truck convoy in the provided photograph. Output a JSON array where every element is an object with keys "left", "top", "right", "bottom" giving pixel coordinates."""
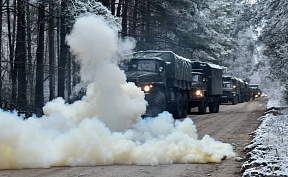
[
  {"left": 221, "top": 76, "right": 253, "bottom": 105},
  {"left": 123, "top": 50, "right": 261, "bottom": 118}
]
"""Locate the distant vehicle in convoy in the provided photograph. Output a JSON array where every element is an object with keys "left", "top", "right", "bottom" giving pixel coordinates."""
[
  {"left": 124, "top": 50, "right": 193, "bottom": 119},
  {"left": 249, "top": 84, "right": 261, "bottom": 100},
  {"left": 243, "top": 81, "right": 251, "bottom": 101},
  {"left": 261, "top": 92, "right": 268, "bottom": 97},
  {"left": 238, "top": 78, "right": 246, "bottom": 103},
  {"left": 188, "top": 61, "right": 223, "bottom": 114},
  {"left": 221, "top": 76, "right": 240, "bottom": 105}
]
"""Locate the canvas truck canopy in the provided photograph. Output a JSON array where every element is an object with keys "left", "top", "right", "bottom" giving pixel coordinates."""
[{"left": 133, "top": 51, "right": 192, "bottom": 82}]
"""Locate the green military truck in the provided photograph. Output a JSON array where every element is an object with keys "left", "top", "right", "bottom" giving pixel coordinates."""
[
  {"left": 238, "top": 78, "right": 245, "bottom": 103},
  {"left": 124, "top": 51, "right": 193, "bottom": 119},
  {"left": 189, "top": 61, "right": 223, "bottom": 114},
  {"left": 249, "top": 84, "right": 261, "bottom": 100},
  {"left": 221, "top": 76, "right": 240, "bottom": 105},
  {"left": 244, "top": 81, "right": 251, "bottom": 101}
]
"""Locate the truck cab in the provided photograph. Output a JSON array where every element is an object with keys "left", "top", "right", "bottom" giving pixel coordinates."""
[
  {"left": 126, "top": 57, "right": 166, "bottom": 92},
  {"left": 221, "top": 76, "right": 239, "bottom": 105},
  {"left": 249, "top": 84, "right": 261, "bottom": 100}
]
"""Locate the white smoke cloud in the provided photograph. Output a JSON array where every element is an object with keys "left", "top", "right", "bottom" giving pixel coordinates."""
[
  {"left": 0, "top": 15, "right": 236, "bottom": 169},
  {"left": 0, "top": 110, "right": 235, "bottom": 169},
  {"left": 44, "top": 15, "right": 146, "bottom": 131}
]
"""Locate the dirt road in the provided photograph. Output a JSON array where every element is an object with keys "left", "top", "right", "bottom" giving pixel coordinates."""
[{"left": 0, "top": 98, "right": 267, "bottom": 177}]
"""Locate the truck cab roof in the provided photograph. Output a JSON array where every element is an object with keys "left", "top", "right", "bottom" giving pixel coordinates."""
[
  {"left": 131, "top": 56, "right": 164, "bottom": 61},
  {"left": 192, "top": 61, "right": 222, "bottom": 71}
]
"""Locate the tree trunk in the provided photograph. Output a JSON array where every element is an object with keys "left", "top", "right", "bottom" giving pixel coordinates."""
[
  {"left": 116, "top": 0, "right": 122, "bottom": 17},
  {"left": 15, "top": 0, "right": 27, "bottom": 108},
  {"left": 128, "top": 0, "right": 134, "bottom": 35},
  {"left": 26, "top": 0, "right": 33, "bottom": 105},
  {"left": 111, "top": 0, "right": 115, "bottom": 15},
  {"left": 8, "top": 0, "right": 17, "bottom": 105},
  {"left": 67, "top": 50, "right": 71, "bottom": 98},
  {"left": 72, "top": 56, "right": 80, "bottom": 87},
  {"left": 147, "top": 1, "right": 151, "bottom": 36},
  {"left": 35, "top": 1, "right": 45, "bottom": 108},
  {"left": 58, "top": 0, "right": 67, "bottom": 98},
  {"left": 49, "top": 0, "right": 55, "bottom": 101},
  {"left": 0, "top": 0, "right": 2, "bottom": 108},
  {"left": 131, "top": 0, "right": 139, "bottom": 36},
  {"left": 121, "top": 0, "right": 128, "bottom": 37}
]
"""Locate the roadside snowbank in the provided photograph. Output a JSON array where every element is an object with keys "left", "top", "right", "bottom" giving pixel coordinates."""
[{"left": 242, "top": 97, "right": 288, "bottom": 176}]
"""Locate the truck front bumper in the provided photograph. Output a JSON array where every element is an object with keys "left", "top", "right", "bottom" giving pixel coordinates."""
[
  {"left": 221, "top": 95, "right": 235, "bottom": 102},
  {"left": 189, "top": 97, "right": 204, "bottom": 107}
]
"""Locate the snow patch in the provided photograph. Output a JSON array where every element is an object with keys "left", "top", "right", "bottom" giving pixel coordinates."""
[{"left": 242, "top": 112, "right": 288, "bottom": 176}]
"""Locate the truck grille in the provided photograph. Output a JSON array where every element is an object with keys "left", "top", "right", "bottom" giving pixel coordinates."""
[{"left": 127, "top": 77, "right": 138, "bottom": 85}]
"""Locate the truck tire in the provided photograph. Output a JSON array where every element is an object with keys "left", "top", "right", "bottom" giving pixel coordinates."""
[
  {"left": 215, "top": 98, "right": 220, "bottom": 113},
  {"left": 198, "top": 98, "right": 206, "bottom": 114},
  {"left": 171, "top": 92, "right": 183, "bottom": 119},
  {"left": 209, "top": 97, "right": 218, "bottom": 113},
  {"left": 182, "top": 92, "right": 188, "bottom": 118},
  {"left": 239, "top": 95, "right": 244, "bottom": 103},
  {"left": 232, "top": 97, "right": 237, "bottom": 105},
  {"left": 209, "top": 102, "right": 216, "bottom": 113},
  {"left": 150, "top": 91, "right": 166, "bottom": 117}
]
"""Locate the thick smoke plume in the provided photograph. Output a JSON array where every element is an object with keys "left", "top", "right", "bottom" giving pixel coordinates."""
[
  {"left": 0, "top": 15, "right": 235, "bottom": 169},
  {"left": 44, "top": 15, "right": 146, "bottom": 131}
]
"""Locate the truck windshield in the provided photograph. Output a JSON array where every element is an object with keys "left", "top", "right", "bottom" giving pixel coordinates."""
[
  {"left": 128, "top": 60, "right": 157, "bottom": 72},
  {"left": 223, "top": 83, "right": 233, "bottom": 88},
  {"left": 192, "top": 75, "right": 202, "bottom": 82}
]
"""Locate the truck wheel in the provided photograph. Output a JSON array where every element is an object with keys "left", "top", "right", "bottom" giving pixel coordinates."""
[
  {"left": 232, "top": 97, "right": 237, "bottom": 105},
  {"left": 240, "top": 95, "right": 244, "bottom": 103},
  {"left": 150, "top": 91, "right": 166, "bottom": 117},
  {"left": 215, "top": 98, "right": 220, "bottom": 113},
  {"left": 198, "top": 98, "right": 206, "bottom": 114},
  {"left": 209, "top": 102, "right": 216, "bottom": 113},
  {"left": 172, "top": 92, "right": 183, "bottom": 119},
  {"left": 182, "top": 92, "right": 188, "bottom": 118}
]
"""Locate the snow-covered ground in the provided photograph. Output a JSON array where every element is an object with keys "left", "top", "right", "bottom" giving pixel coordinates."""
[{"left": 242, "top": 94, "right": 288, "bottom": 176}]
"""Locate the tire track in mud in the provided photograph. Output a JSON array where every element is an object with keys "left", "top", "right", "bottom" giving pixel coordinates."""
[{"left": 186, "top": 100, "right": 262, "bottom": 140}]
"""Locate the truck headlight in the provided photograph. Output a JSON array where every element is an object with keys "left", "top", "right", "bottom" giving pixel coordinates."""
[
  {"left": 196, "top": 90, "right": 203, "bottom": 96},
  {"left": 233, "top": 85, "right": 237, "bottom": 88},
  {"left": 143, "top": 85, "right": 153, "bottom": 92}
]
